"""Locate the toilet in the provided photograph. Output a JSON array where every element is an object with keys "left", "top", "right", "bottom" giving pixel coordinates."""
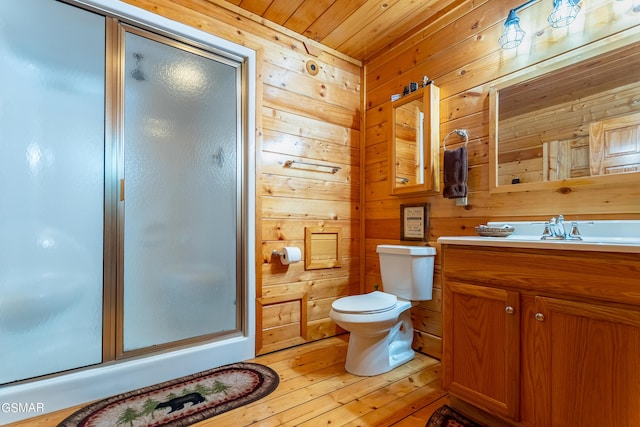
[{"left": 329, "top": 244, "right": 436, "bottom": 376}]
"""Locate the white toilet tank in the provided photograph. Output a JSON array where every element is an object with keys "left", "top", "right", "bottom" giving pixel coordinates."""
[{"left": 376, "top": 245, "right": 436, "bottom": 301}]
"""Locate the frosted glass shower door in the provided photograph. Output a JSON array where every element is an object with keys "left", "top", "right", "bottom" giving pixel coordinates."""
[
  {"left": 0, "top": 0, "right": 105, "bottom": 384},
  {"left": 122, "top": 30, "right": 241, "bottom": 352}
]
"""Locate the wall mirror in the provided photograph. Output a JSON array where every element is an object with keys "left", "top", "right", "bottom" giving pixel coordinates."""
[
  {"left": 489, "top": 29, "right": 640, "bottom": 193},
  {"left": 389, "top": 83, "right": 440, "bottom": 196}
]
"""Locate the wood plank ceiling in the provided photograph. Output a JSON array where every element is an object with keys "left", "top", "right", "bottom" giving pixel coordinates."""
[{"left": 221, "top": 0, "right": 464, "bottom": 61}]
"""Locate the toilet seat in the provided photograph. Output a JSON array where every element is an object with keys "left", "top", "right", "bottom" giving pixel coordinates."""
[{"left": 331, "top": 291, "right": 397, "bottom": 314}]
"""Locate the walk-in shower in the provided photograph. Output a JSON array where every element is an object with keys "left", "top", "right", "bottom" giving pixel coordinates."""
[{"left": 0, "top": 0, "right": 255, "bottom": 422}]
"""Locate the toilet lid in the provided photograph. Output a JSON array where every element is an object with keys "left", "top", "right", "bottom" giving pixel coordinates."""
[{"left": 332, "top": 291, "right": 397, "bottom": 314}]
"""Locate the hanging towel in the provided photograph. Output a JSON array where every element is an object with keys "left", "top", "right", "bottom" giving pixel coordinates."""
[{"left": 443, "top": 146, "right": 468, "bottom": 199}]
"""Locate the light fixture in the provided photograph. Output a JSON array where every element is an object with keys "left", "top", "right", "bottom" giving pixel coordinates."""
[
  {"left": 498, "top": 0, "right": 537, "bottom": 49},
  {"left": 498, "top": 9, "right": 527, "bottom": 49},
  {"left": 498, "top": 0, "right": 582, "bottom": 49},
  {"left": 547, "top": 0, "right": 581, "bottom": 28}
]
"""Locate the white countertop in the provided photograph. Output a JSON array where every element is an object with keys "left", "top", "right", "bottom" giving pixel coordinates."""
[{"left": 437, "top": 236, "right": 640, "bottom": 254}]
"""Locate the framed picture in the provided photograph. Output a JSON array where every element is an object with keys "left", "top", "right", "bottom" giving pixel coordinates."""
[{"left": 400, "top": 203, "right": 429, "bottom": 241}]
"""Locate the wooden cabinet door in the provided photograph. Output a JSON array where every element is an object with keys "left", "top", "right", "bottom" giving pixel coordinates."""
[
  {"left": 443, "top": 281, "right": 520, "bottom": 420},
  {"left": 534, "top": 297, "right": 640, "bottom": 427}
]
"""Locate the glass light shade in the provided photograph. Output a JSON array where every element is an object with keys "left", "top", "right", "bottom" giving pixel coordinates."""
[
  {"left": 499, "top": 10, "right": 526, "bottom": 49},
  {"left": 548, "top": 0, "right": 581, "bottom": 28}
]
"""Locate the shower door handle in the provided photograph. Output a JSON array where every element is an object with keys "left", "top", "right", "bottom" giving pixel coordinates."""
[{"left": 120, "top": 179, "right": 125, "bottom": 201}]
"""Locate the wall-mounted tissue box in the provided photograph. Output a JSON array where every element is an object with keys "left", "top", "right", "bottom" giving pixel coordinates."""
[{"left": 304, "top": 227, "right": 342, "bottom": 270}]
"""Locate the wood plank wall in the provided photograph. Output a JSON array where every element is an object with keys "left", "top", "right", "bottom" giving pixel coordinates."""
[
  {"left": 121, "top": 0, "right": 640, "bottom": 361},
  {"left": 123, "top": 0, "right": 362, "bottom": 355},
  {"left": 364, "top": 0, "right": 640, "bottom": 358}
]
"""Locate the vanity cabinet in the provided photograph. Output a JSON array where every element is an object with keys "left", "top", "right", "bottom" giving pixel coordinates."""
[
  {"left": 441, "top": 244, "right": 640, "bottom": 427},
  {"left": 529, "top": 295, "right": 640, "bottom": 426},
  {"left": 443, "top": 281, "right": 520, "bottom": 420}
]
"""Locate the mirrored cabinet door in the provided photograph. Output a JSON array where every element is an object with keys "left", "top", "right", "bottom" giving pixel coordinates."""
[{"left": 389, "top": 83, "right": 440, "bottom": 196}]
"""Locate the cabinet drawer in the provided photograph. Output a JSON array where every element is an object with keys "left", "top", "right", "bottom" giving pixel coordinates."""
[{"left": 442, "top": 245, "right": 640, "bottom": 305}]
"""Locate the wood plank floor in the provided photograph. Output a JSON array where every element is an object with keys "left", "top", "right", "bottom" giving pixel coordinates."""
[{"left": 6, "top": 335, "right": 449, "bottom": 427}]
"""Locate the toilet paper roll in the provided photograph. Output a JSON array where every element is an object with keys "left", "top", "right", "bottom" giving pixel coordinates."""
[{"left": 280, "top": 247, "right": 301, "bottom": 265}]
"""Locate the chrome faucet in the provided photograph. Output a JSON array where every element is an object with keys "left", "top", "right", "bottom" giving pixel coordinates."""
[
  {"left": 541, "top": 215, "right": 582, "bottom": 240},
  {"left": 554, "top": 215, "right": 565, "bottom": 238}
]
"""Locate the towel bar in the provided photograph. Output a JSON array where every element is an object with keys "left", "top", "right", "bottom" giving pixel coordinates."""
[{"left": 283, "top": 160, "right": 341, "bottom": 174}]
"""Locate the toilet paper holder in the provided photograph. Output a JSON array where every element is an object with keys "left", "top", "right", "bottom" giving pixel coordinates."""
[{"left": 271, "top": 247, "right": 302, "bottom": 265}]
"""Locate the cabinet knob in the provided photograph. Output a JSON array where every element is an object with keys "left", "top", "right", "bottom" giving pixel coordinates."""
[
  {"left": 535, "top": 312, "right": 545, "bottom": 322},
  {"left": 505, "top": 306, "right": 515, "bottom": 315}
]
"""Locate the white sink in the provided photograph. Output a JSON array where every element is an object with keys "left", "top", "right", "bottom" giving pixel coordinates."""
[
  {"left": 438, "top": 220, "right": 640, "bottom": 254},
  {"left": 487, "top": 220, "right": 640, "bottom": 244},
  {"left": 579, "top": 236, "right": 640, "bottom": 245}
]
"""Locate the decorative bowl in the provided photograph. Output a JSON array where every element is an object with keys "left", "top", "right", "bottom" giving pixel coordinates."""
[{"left": 475, "top": 225, "right": 515, "bottom": 238}]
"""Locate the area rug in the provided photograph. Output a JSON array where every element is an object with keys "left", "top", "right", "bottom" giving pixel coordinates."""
[
  {"left": 426, "top": 405, "right": 483, "bottom": 427},
  {"left": 57, "top": 362, "right": 279, "bottom": 427}
]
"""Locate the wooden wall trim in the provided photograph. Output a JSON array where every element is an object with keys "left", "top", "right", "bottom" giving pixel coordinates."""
[{"left": 359, "top": 64, "right": 367, "bottom": 294}]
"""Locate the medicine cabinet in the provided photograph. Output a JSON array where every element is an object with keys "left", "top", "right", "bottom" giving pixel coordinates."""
[{"left": 389, "top": 83, "right": 440, "bottom": 196}]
